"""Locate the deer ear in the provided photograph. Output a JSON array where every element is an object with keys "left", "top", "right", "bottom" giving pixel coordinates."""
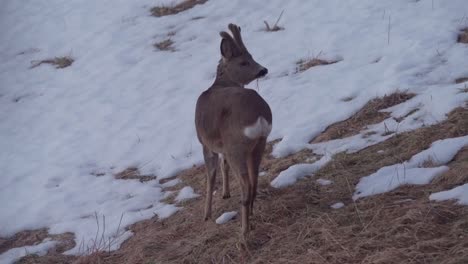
[
  {"left": 220, "top": 38, "right": 233, "bottom": 59},
  {"left": 220, "top": 31, "right": 239, "bottom": 59}
]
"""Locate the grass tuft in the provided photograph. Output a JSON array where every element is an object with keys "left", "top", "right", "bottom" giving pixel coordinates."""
[
  {"left": 295, "top": 55, "right": 340, "bottom": 73},
  {"left": 154, "top": 39, "right": 175, "bottom": 52},
  {"left": 150, "top": 0, "right": 208, "bottom": 17},
  {"left": 457, "top": 28, "right": 468, "bottom": 43},
  {"left": 30, "top": 56, "right": 74, "bottom": 69}
]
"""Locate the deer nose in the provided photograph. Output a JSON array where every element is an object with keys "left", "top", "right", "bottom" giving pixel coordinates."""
[{"left": 257, "top": 68, "right": 268, "bottom": 78}]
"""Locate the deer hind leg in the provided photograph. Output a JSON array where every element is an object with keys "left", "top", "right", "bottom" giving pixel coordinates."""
[
  {"left": 247, "top": 138, "right": 266, "bottom": 216},
  {"left": 203, "top": 146, "right": 219, "bottom": 221},
  {"left": 220, "top": 155, "right": 231, "bottom": 199},
  {"left": 225, "top": 152, "right": 251, "bottom": 238}
]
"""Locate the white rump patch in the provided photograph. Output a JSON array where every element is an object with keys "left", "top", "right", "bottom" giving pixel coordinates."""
[{"left": 243, "top": 117, "right": 272, "bottom": 139}]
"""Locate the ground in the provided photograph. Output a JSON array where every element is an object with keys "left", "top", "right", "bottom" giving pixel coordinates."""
[{"left": 9, "top": 106, "right": 468, "bottom": 264}]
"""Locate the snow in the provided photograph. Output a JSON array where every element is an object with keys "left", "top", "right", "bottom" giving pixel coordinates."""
[
  {"left": 331, "top": 202, "right": 344, "bottom": 209},
  {"left": 317, "top": 179, "right": 333, "bottom": 186},
  {"left": 215, "top": 211, "right": 237, "bottom": 225},
  {"left": 271, "top": 155, "right": 332, "bottom": 188},
  {"left": 0, "top": 239, "right": 57, "bottom": 264},
  {"left": 354, "top": 136, "right": 468, "bottom": 200},
  {"left": 1, "top": 0, "right": 468, "bottom": 257},
  {"left": 175, "top": 186, "right": 199, "bottom": 202},
  {"left": 430, "top": 184, "right": 468, "bottom": 205}
]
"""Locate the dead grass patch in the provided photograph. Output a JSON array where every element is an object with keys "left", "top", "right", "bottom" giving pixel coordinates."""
[
  {"left": 455, "top": 77, "right": 468, "bottom": 84},
  {"left": 20, "top": 107, "right": 468, "bottom": 264},
  {"left": 30, "top": 56, "right": 74, "bottom": 69},
  {"left": 154, "top": 39, "right": 175, "bottom": 52},
  {"left": 150, "top": 0, "right": 208, "bottom": 17},
  {"left": 114, "top": 167, "right": 156, "bottom": 182},
  {"left": 295, "top": 57, "right": 340, "bottom": 73},
  {"left": 77, "top": 106, "right": 467, "bottom": 263},
  {"left": 457, "top": 28, "right": 468, "bottom": 43},
  {"left": 1, "top": 229, "right": 75, "bottom": 264},
  {"left": 311, "top": 92, "right": 415, "bottom": 143}
]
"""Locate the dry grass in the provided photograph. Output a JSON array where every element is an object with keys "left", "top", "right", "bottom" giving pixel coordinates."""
[
  {"left": 457, "top": 28, "right": 468, "bottom": 44},
  {"left": 154, "top": 39, "right": 176, "bottom": 52},
  {"left": 263, "top": 10, "right": 284, "bottom": 32},
  {"left": 458, "top": 84, "right": 468, "bottom": 94},
  {"left": 114, "top": 167, "right": 156, "bottom": 182},
  {"left": 311, "top": 92, "right": 415, "bottom": 143},
  {"left": 296, "top": 57, "right": 340, "bottom": 73},
  {"left": 455, "top": 77, "right": 468, "bottom": 84},
  {"left": 150, "top": 0, "right": 208, "bottom": 17},
  {"left": 13, "top": 106, "right": 468, "bottom": 264},
  {"left": 30, "top": 56, "right": 74, "bottom": 69}
]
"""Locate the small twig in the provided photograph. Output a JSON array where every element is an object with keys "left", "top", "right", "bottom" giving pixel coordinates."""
[
  {"left": 387, "top": 15, "right": 391, "bottom": 45},
  {"left": 273, "top": 10, "right": 284, "bottom": 29}
]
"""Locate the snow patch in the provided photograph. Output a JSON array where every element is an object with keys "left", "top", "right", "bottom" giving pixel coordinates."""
[
  {"left": 271, "top": 155, "right": 332, "bottom": 188},
  {"left": 430, "top": 183, "right": 468, "bottom": 205},
  {"left": 331, "top": 202, "right": 344, "bottom": 209},
  {"left": 0, "top": 239, "right": 57, "bottom": 264},
  {"left": 354, "top": 136, "right": 468, "bottom": 200},
  {"left": 175, "top": 186, "right": 200, "bottom": 202},
  {"left": 215, "top": 211, "right": 237, "bottom": 224},
  {"left": 317, "top": 178, "right": 333, "bottom": 186}
]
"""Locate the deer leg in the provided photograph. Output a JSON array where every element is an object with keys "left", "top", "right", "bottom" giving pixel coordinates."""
[
  {"left": 248, "top": 138, "right": 266, "bottom": 216},
  {"left": 226, "top": 152, "right": 251, "bottom": 238},
  {"left": 239, "top": 172, "right": 252, "bottom": 238},
  {"left": 203, "top": 147, "right": 219, "bottom": 221},
  {"left": 220, "top": 155, "right": 231, "bottom": 199}
]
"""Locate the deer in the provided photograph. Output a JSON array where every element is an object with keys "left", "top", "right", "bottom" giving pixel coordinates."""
[{"left": 195, "top": 23, "right": 272, "bottom": 237}]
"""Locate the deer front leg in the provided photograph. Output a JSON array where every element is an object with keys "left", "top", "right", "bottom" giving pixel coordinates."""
[
  {"left": 203, "top": 147, "right": 219, "bottom": 221},
  {"left": 220, "top": 155, "right": 231, "bottom": 199}
]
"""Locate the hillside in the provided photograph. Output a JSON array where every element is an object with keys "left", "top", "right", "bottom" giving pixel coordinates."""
[{"left": 1, "top": 0, "right": 468, "bottom": 263}]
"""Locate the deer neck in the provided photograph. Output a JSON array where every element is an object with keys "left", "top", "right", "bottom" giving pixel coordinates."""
[{"left": 211, "top": 61, "right": 244, "bottom": 88}]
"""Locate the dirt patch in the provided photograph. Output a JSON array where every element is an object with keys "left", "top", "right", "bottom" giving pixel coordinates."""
[
  {"left": 154, "top": 39, "right": 176, "bottom": 52},
  {"left": 114, "top": 167, "right": 156, "bottom": 182},
  {"left": 151, "top": 0, "right": 208, "bottom": 17},
  {"left": 30, "top": 56, "right": 74, "bottom": 69},
  {"left": 295, "top": 57, "right": 340, "bottom": 73},
  {"left": 457, "top": 28, "right": 468, "bottom": 44},
  {"left": 311, "top": 92, "right": 415, "bottom": 143}
]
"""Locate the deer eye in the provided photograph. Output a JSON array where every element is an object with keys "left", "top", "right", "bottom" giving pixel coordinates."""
[{"left": 239, "top": 61, "right": 250, "bottom": 66}]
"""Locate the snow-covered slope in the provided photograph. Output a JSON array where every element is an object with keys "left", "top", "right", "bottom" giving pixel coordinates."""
[{"left": 1, "top": 0, "right": 468, "bottom": 257}]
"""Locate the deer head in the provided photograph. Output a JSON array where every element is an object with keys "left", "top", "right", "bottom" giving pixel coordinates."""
[{"left": 215, "top": 24, "right": 268, "bottom": 86}]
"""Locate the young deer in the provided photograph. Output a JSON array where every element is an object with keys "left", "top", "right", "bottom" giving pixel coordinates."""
[{"left": 195, "top": 24, "right": 272, "bottom": 237}]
